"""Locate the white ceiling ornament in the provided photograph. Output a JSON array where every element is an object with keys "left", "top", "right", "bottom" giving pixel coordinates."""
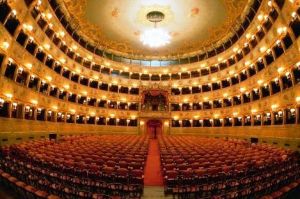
[
  {"left": 140, "top": 28, "right": 171, "bottom": 48},
  {"left": 140, "top": 10, "right": 171, "bottom": 48}
]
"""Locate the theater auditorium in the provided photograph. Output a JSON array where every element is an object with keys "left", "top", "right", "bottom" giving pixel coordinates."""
[{"left": 0, "top": 0, "right": 300, "bottom": 198}]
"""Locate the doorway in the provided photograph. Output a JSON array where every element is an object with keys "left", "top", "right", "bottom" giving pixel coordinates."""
[{"left": 147, "top": 120, "right": 162, "bottom": 139}]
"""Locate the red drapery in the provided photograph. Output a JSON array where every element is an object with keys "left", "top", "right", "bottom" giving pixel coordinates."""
[{"left": 147, "top": 120, "right": 162, "bottom": 137}]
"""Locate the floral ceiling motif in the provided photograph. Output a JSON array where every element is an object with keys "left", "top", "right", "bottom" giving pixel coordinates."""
[{"left": 59, "top": 0, "right": 249, "bottom": 58}]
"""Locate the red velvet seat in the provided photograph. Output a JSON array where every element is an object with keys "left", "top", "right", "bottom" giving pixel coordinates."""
[
  {"left": 270, "top": 191, "right": 283, "bottom": 198},
  {"left": 159, "top": 136, "right": 300, "bottom": 198},
  {"left": 47, "top": 195, "right": 61, "bottom": 199},
  {"left": 15, "top": 181, "right": 26, "bottom": 188},
  {"left": 35, "top": 190, "right": 49, "bottom": 198},
  {"left": 1, "top": 172, "right": 10, "bottom": 179},
  {"left": 8, "top": 176, "right": 18, "bottom": 183},
  {"left": 287, "top": 182, "right": 298, "bottom": 189}
]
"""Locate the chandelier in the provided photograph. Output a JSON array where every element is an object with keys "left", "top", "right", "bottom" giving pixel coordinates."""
[{"left": 140, "top": 11, "right": 171, "bottom": 48}]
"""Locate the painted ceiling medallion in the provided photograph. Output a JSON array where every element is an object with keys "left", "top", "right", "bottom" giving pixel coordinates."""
[
  {"left": 146, "top": 11, "right": 165, "bottom": 23},
  {"left": 136, "top": 5, "right": 174, "bottom": 26}
]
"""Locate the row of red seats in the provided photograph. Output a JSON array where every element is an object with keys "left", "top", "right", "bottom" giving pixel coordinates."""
[
  {"left": 158, "top": 136, "right": 300, "bottom": 198},
  {"left": 0, "top": 135, "right": 149, "bottom": 199}
]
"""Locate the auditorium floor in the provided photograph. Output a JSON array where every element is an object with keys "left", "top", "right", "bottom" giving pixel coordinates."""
[
  {"left": 0, "top": 186, "right": 19, "bottom": 199},
  {"left": 143, "top": 186, "right": 172, "bottom": 199},
  {"left": 0, "top": 185, "right": 170, "bottom": 199}
]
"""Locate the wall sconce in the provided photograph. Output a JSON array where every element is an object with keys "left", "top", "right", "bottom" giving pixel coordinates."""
[
  {"left": 60, "top": 58, "right": 66, "bottom": 63},
  {"left": 277, "top": 27, "right": 287, "bottom": 35},
  {"left": 260, "top": 46, "right": 266, "bottom": 52},
  {"left": 31, "top": 100, "right": 38, "bottom": 105},
  {"left": 277, "top": 67, "right": 284, "bottom": 73},
  {"left": 44, "top": 43, "right": 50, "bottom": 50},
  {"left": 64, "top": 85, "right": 70, "bottom": 89},
  {"left": 46, "top": 76, "right": 52, "bottom": 82},
  {"left": 58, "top": 31, "right": 65, "bottom": 37},
  {"left": 1, "top": 41, "right": 9, "bottom": 50},
  {"left": 251, "top": 109, "right": 257, "bottom": 114},
  {"left": 52, "top": 106, "right": 58, "bottom": 110},
  {"left": 271, "top": 104, "right": 278, "bottom": 110},
  {"left": 257, "top": 80, "right": 263, "bottom": 85},
  {"left": 23, "top": 24, "right": 33, "bottom": 31},
  {"left": 5, "top": 93, "right": 13, "bottom": 99}
]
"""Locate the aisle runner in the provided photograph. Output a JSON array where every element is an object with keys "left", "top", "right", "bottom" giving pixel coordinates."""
[{"left": 144, "top": 139, "right": 164, "bottom": 186}]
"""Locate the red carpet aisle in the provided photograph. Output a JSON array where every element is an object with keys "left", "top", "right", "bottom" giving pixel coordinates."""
[{"left": 144, "top": 139, "right": 164, "bottom": 186}]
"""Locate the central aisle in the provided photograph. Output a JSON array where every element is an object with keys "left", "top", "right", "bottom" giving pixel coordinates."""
[{"left": 144, "top": 139, "right": 164, "bottom": 186}]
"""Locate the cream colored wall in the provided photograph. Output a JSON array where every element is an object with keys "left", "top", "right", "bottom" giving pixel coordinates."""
[
  {"left": 0, "top": 118, "right": 138, "bottom": 146},
  {"left": 0, "top": 118, "right": 299, "bottom": 151},
  {"left": 170, "top": 126, "right": 300, "bottom": 150}
]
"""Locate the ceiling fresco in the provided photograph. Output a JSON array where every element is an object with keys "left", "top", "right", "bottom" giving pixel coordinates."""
[{"left": 60, "top": 0, "right": 249, "bottom": 58}]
